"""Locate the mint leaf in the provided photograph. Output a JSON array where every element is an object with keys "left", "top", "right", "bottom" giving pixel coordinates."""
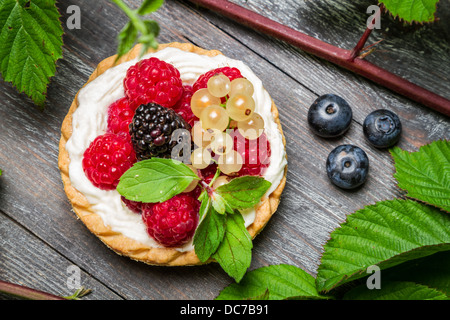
[
  {"left": 391, "top": 140, "right": 450, "bottom": 212},
  {"left": 216, "top": 264, "right": 324, "bottom": 300},
  {"left": 216, "top": 176, "right": 271, "bottom": 210},
  {"left": 211, "top": 192, "right": 234, "bottom": 215},
  {"left": 316, "top": 199, "right": 450, "bottom": 292},
  {"left": 197, "top": 191, "right": 210, "bottom": 220},
  {"left": 193, "top": 204, "right": 227, "bottom": 263},
  {"left": 117, "top": 158, "right": 199, "bottom": 203},
  {"left": 137, "top": 0, "right": 164, "bottom": 15},
  {"left": 0, "top": 0, "right": 63, "bottom": 107},
  {"left": 343, "top": 281, "right": 448, "bottom": 300},
  {"left": 117, "top": 22, "right": 138, "bottom": 59},
  {"left": 213, "top": 213, "right": 253, "bottom": 283},
  {"left": 379, "top": 0, "right": 440, "bottom": 23}
]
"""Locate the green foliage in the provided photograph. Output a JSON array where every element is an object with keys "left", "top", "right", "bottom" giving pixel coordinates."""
[
  {"left": 343, "top": 281, "right": 448, "bottom": 300},
  {"left": 217, "top": 140, "right": 450, "bottom": 300},
  {"left": 212, "top": 213, "right": 253, "bottom": 283},
  {"left": 117, "top": 158, "right": 199, "bottom": 203},
  {"left": 380, "top": 0, "right": 440, "bottom": 23},
  {"left": 0, "top": 0, "right": 63, "bottom": 107},
  {"left": 391, "top": 140, "right": 450, "bottom": 212},
  {"left": 316, "top": 199, "right": 450, "bottom": 292},
  {"left": 216, "top": 264, "right": 325, "bottom": 300},
  {"left": 112, "top": 0, "right": 162, "bottom": 59}
]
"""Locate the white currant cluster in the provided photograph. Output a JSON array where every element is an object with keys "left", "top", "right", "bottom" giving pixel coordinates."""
[{"left": 189, "top": 74, "right": 265, "bottom": 175}]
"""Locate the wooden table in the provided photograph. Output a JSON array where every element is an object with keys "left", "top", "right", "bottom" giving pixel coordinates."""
[{"left": 1, "top": 0, "right": 449, "bottom": 300}]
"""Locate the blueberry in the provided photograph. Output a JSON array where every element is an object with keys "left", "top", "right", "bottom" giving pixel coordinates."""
[
  {"left": 363, "top": 109, "right": 402, "bottom": 148},
  {"left": 326, "top": 145, "right": 369, "bottom": 190},
  {"left": 308, "top": 94, "right": 353, "bottom": 138}
]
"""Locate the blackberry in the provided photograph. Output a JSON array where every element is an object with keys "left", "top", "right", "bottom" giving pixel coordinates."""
[{"left": 130, "top": 103, "right": 191, "bottom": 160}]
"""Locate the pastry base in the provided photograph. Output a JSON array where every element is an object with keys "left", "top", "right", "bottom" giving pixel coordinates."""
[{"left": 58, "top": 42, "right": 287, "bottom": 266}]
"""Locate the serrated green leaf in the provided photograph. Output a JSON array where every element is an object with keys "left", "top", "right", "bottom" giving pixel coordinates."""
[
  {"left": 193, "top": 204, "right": 226, "bottom": 263},
  {"left": 379, "top": 0, "right": 440, "bottom": 23},
  {"left": 213, "top": 213, "right": 253, "bottom": 283},
  {"left": 343, "top": 281, "right": 448, "bottom": 300},
  {"left": 316, "top": 199, "right": 450, "bottom": 292},
  {"left": 137, "top": 0, "right": 164, "bottom": 15},
  {"left": 382, "top": 251, "right": 450, "bottom": 296},
  {"left": 0, "top": 0, "right": 63, "bottom": 106},
  {"left": 117, "top": 158, "right": 199, "bottom": 203},
  {"left": 216, "top": 176, "right": 271, "bottom": 210},
  {"left": 391, "top": 140, "right": 450, "bottom": 212},
  {"left": 216, "top": 264, "right": 324, "bottom": 300}
]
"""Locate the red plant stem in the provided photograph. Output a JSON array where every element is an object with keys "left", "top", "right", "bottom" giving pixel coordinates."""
[
  {"left": 349, "top": 27, "right": 374, "bottom": 61},
  {"left": 186, "top": 0, "right": 450, "bottom": 117},
  {"left": 0, "top": 280, "right": 66, "bottom": 300}
]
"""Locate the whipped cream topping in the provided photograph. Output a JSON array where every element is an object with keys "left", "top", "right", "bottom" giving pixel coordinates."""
[{"left": 65, "top": 47, "right": 287, "bottom": 252}]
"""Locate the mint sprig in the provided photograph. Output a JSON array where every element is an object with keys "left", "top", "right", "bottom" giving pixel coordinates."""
[
  {"left": 212, "top": 213, "right": 253, "bottom": 283},
  {"left": 116, "top": 158, "right": 272, "bottom": 282}
]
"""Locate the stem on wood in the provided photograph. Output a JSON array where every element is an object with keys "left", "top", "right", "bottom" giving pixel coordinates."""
[
  {"left": 348, "top": 4, "right": 383, "bottom": 61},
  {"left": 0, "top": 280, "right": 66, "bottom": 300}
]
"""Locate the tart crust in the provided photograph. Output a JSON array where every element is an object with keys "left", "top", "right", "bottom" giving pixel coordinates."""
[{"left": 58, "top": 42, "right": 287, "bottom": 266}]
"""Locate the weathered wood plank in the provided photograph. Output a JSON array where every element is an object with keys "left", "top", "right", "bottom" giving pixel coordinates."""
[
  {"left": 0, "top": 211, "right": 122, "bottom": 300},
  {"left": 0, "top": 0, "right": 448, "bottom": 300}
]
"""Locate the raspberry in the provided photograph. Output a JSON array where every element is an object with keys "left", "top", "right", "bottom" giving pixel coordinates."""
[
  {"left": 172, "top": 85, "right": 198, "bottom": 126},
  {"left": 121, "top": 196, "right": 143, "bottom": 214},
  {"left": 82, "top": 133, "right": 137, "bottom": 190},
  {"left": 193, "top": 67, "right": 243, "bottom": 93},
  {"left": 142, "top": 193, "right": 200, "bottom": 247},
  {"left": 107, "top": 97, "right": 135, "bottom": 140},
  {"left": 199, "top": 163, "right": 218, "bottom": 184},
  {"left": 124, "top": 57, "right": 183, "bottom": 108},
  {"left": 233, "top": 131, "right": 271, "bottom": 176},
  {"left": 129, "top": 103, "right": 191, "bottom": 161}
]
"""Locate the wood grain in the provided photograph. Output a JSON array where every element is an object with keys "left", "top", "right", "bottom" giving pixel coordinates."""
[{"left": 0, "top": 0, "right": 448, "bottom": 300}]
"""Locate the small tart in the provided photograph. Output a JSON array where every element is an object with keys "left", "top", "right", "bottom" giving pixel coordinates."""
[{"left": 58, "top": 42, "right": 287, "bottom": 266}]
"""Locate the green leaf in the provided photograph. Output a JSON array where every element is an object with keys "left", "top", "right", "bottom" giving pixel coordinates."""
[
  {"left": 382, "top": 251, "right": 450, "bottom": 296},
  {"left": 216, "top": 264, "right": 325, "bottom": 300},
  {"left": 137, "top": 0, "right": 164, "bottom": 15},
  {"left": 379, "top": 0, "right": 440, "bottom": 23},
  {"left": 193, "top": 204, "right": 227, "bottom": 263},
  {"left": 117, "top": 158, "right": 199, "bottom": 203},
  {"left": 391, "top": 140, "right": 450, "bottom": 212},
  {"left": 212, "top": 213, "right": 253, "bottom": 283},
  {"left": 211, "top": 192, "right": 234, "bottom": 215},
  {"left": 117, "top": 22, "right": 138, "bottom": 59},
  {"left": 343, "top": 281, "right": 448, "bottom": 300},
  {"left": 0, "top": 0, "right": 63, "bottom": 106},
  {"left": 216, "top": 176, "right": 271, "bottom": 210},
  {"left": 197, "top": 191, "right": 210, "bottom": 220},
  {"left": 316, "top": 199, "right": 450, "bottom": 292}
]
